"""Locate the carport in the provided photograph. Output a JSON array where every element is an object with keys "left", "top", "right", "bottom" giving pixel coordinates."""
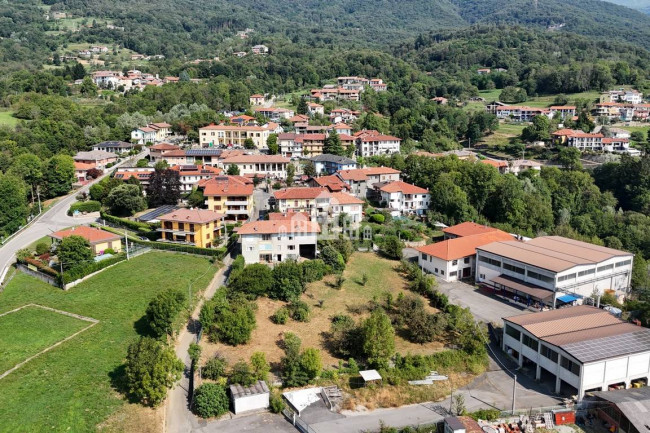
[{"left": 490, "top": 275, "right": 555, "bottom": 307}]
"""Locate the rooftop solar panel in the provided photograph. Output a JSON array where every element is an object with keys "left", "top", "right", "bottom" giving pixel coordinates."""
[
  {"left": 185, "top": 149, "right": 223, "bottom": 156},
  {"left": 560, "top": 330, "right": 650, "bottom": 363},
  {"left": 137, "top": 205, "right": 179, "bottom": 222}
]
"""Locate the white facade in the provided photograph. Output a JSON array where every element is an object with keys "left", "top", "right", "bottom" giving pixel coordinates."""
[
  {"left": 357, "top": 136, "right": 401, "bottom": 157},
  {"left": 222, "top": 158, "right": 289, "bottom": 179},
  {"left": 131, "top": 128, "right": 157, "bottom": 145},
  {"left": 240, "top": 231, "right": 319, "bottom": 264},
  {"left": 379, "top": 190, "right": 430, "bottom": 217},
  {"left": 419, "top": 253, "right": 473, "bottom": 282}
]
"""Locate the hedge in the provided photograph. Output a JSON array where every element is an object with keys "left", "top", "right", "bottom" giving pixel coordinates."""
[
  {"left": 19, "top": 257, "right": 60, "bottom": 278},
  {"left": 99, "top": 211, "right": 159, "bottom": 231},
  {"left": 129, "top": 237, "right": 227, "bottom": 258},
  {"left": 62, "top": 253, "right": 127, "bottom": 284},
  {"left": 68, "top": 201, "right": 101, "bottom": 216}
]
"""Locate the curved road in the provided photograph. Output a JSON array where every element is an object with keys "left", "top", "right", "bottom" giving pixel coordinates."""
[{"left": 0, "top": 151, "right": 147, "bottom": 285}]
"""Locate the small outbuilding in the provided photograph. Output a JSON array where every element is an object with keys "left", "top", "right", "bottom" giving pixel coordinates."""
[
  {"left": 229, "top": 380, "right": 270, "bottom": 415},
  {"left": 359, "top": 369, "right": 382, "bottom": 386}
]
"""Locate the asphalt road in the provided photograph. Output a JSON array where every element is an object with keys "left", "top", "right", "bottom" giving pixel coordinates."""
[{"left": 0, "top": 151, "right": 146, "bottom": 285}]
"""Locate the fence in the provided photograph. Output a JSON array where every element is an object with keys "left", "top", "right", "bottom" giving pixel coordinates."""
[
  {"left": 282, "top": 408, "right": 317, "bottom": 433},
  {"left": 16, "top": 263, "right": 60, "bottom": 287}
]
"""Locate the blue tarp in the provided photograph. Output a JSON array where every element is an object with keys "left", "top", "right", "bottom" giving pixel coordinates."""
[{"left": 557, "top": 294, "right": 579, "bottom": 303}]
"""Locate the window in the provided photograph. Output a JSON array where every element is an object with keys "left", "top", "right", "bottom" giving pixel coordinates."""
[
  {"left": 578, "top": 268, "right": 595, "bottom": 277},
  {"left": 435, "top": 268, "right": 438, "bottom": 273},
  {"left": 560, "top": 357, "right": 580, "bottom": 375},
  {"left": 503, "top": 262, "right": 525, "bottom": 275},
  {"left": 505, "top": 324, "right": 520, "bottom": 340},
  {"left": 189, "top": 224, "right": 195, "bottom": 232},
  {"left": 421, "top": 253, "right": 427, "bottom": 260},
  {"left": 558, "top": 273, "right": 576, "bottom": 282},
  {"left": 262, "top": 234, "right": 271, "bottom": 241},
  {"left": 452, "top": 260, "right": 458, "bottom": 266},
  {"left": 541, "top": 345, "right": 559, "bottom": 362},
  {"left": 479, "top": 256, "right": 501, "bottom": 267},
  {"left": 522, "top": 334, "right": 538, "bottom": 351},
  {"left": 616, "top": 259, "right": 632, "bottom": 268},
  {"left": 288, "top": 245, "right": 295, "bottom": 250},
  {"left": 178, "top": 223, "right": 184, "bottom": 231},
  {"left": 464, "top": 257, "right": 470, "bottom": 264},
  {"left": 450, "top": 271, "right": 457, "bottom": 277},
  {"left": 206, "top": 233, "right": 210, "bottom": 239},
  {"left": 441, "top": 270, "right": 445, "bottom": 275},
  {"left": 597, "top": 264, "right": 614, "bottom": 273},
  {"left": 527, "top": 270, "right": 554, "bottom": 284}
]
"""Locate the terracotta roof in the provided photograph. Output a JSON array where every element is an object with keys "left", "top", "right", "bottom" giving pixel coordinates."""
[
  {"left": 379, "top": 181, "right": 428, "bottom": 194},
  {"left": 150, "top": 122, "right": 171, "bottom": 128},
  {"left": 442, "top": 222, "right": 498, "bottom": 238},
  {"left": 162, "top": 150, "right": 187, "bottom": 157},
  {"left": 74, "top": 162, "right": 94, "bottom": 170},
  {"left": 169, "top": 164, "right": 222, "bottom": 177},
  {"left": 250, "top": 94, "right": 264, "bottom": 98},
  {"left": 158, "top": 208, "right": 225, "bottom": 224},
  {"left": 237, "top": 220, "right": 321, "bottom": 235},
  {"left": 417, "top": 230, "right": 514, "bottom": 261},
  {"left": 200, "top": 123, "right": 266, "bottom": 132},
  {"left": 359, "top": 134, "right": 402, "bottom": 142},
  {"left": 114, "top": 170, "right": 154, "bottom": 180},
  {"left": 274, "top": 187, "right": 331, "bottom": 200},
  {"left": 268, "top": 211, "right": 310, "bottom": 221},
  {"left": 150, "top": 143, "right": 180, "bottom": 151},
  {"left": 50, "top": 226, "right": 120, "bottom": 244},
  {"left": 201, "top": 176, "right": 253, "bottom": 196},
  {"left": 481, "top": 159, "right": 508, "bottom": 168},
  {"left": 311, "top": 175, "right": 348, "bottom": 191},
  {"left": 337, "top": 167, "right": 401, "bottom": 181},
  {"left": 361, "top": 166, "right": 401, "bottom": 176},
  {"left": 139, "top": 127, "right": 156, "bottom": 133},
  {"left": 221, "top": 154, "right": 289, "bottom": 164},
  {"left": 330, "top": 192, "right": 364, "bottom": 205},
  {"left": 478, "top": 236, "right": 632, "bottom": 273},
  {"left": 550, "top": 106, "right": 576, "bottom": 110},
  {"left": 552, "top": 128, "right": 576, "bottom": 136}
]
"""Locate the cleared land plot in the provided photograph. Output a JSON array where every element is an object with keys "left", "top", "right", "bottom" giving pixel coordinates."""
[
  {"left": 0, "top": 111, "right": 18, "bottom": 128},
  {"left": 478, "top": 122, "right": 525, "bottom": 147},
  {"left": 0, "top": 305, "right": 92, "bottom": 374},
  {"left": 203, "top": 253, "right": 443, "bottom": 369},
  {"left": 0, "top": 252, "right": 217, "bottom": 432}
]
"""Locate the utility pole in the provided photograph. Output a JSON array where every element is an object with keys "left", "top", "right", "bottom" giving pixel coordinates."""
[
  {"left": 468, "top": 138, "right": 471, "bottom": 150},
  {"left": 125, "top": 229, "right": 130, "bottom": 260},
  {"left": 512, "top": 373, "right": 517, "bottom": 414},
  {"left": 36, "top": 185, "right": 42, "bottom": 214}
]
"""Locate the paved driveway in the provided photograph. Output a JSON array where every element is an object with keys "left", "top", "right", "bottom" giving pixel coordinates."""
[{"left": 194, "top": 412, "right": 295, "bottom": 433}]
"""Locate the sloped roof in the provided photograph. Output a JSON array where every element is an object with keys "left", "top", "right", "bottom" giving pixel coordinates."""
[
  {"left": 201, "top": 176, "right": 253, "bottom": 196},
  {"left": 442, "top": 222, "right": 498, "bottom": 238},
  {"left": 237, "top": 220, "right": 321, "bottom": 235},
  {"left": 274, "top": 187, "right": 331, "bottom": 200},
  {"left": 158, "top": 208, "right": 225, "bottom": 224},
  {"left": 50, "top": 226, "right": 120, "bottom": 244},
  {"left": 417, "top": 230, "right": 514, "bottom": 261},
  {"left": 330, "top": 192, "right": 364, "bottom": 205},
  {"left": 378, "top": 180, "right": 428, "bottom": 194},
  {"left": 221, "top": 155, "right": 289, "bottom": 164}
]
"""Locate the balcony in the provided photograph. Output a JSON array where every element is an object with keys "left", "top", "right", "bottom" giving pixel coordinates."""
[
  {"left": 225, "top": 200, "right": 249, "bottom": 206},
  {"left": 227, "top": 209, "right": 250, "bottom": 215},
  {"left": 157, "top": 228, "right": 194, "bottom": 236}
]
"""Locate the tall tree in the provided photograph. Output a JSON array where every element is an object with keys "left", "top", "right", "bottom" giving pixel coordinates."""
[
  {"left": 227, "top": 164, "right": 240, "bottom": 175},
  {"left": 361, "top": 309, "right": 395, "bottom": 369},
  {"left": 323, "top": 130, "right": 344, "bottom": 156},
  {"left": 0, "top": 174, "right": 28, "bottom": 237},
  {"left": 286, "top": 163, "right": 295, "bottom": 186},
  {"left": 267, "top": 134, "right": 279, "bottom": 154},
  {"left": 8, "top": 153, "right": 43, "bottom": 204},
  {"left": 296, "top": 98, "right": 308, "bottom": 115},
  {"left": 106, "top": 184, "right": 147, "bottom": 216},
  {"left": 146, "top": 169, "right": 182, "bottom": 207},
  {"left": 56, "top": 235, "right": 93, "bottom": 269},
  {"left": 43, "top": 155, "right": 75, "bottom": 198}
]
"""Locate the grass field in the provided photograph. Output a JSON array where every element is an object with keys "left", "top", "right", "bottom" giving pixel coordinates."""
[
  {"left": 0, "top": 252, "right": 218, "bottom": 433},
  {"left": 203, "top": 253, "right": 443, "bottom": 369},
  {"left": 477, "top": 122, "right": 526, "bottom": 147},
  {"left": 0, "top": 306, "right": 91, "bottom": 374},
  {"left": 0, "top": 111, "right": 18, "bottom": 128}
]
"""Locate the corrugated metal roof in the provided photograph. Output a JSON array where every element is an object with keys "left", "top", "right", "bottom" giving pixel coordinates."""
[{"left": 229, "top": 380, "right": 269, "bottom": 398}]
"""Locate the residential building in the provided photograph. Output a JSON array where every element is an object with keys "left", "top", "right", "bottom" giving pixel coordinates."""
[
  {"left": 329, "top": 108, "right": 359, "bottom": 124},
  {"left": 300, "top": 134, "right": 326, "bottom": 156},
  {"left": 502, "top": 306, "right": 650, "bottom": 399},
  {"left": 568, "top": 132, "right": 604, "bottom": 151},
  {"left": 253, "top": 107, "right": 295, "bottom": 121},
  {"left": 50, "top": 226, "right": 122, "bottom": 256},
  {"left": 481, "top": 158, "right": 542, "bottom": 175},
  {"left": 220, "top": 154, "right": 290, "bottom": 179},
  {"left": 91, "top": 71, "right": 120, "bottom": 88},
  {"left": 114, "top": 167, "right": 155, "bottom": 188},
  {"left": 273, "top": 187, "right": 331, "bottom": 218},
  {"left": 494, "top": 106, "right": 547, "bottom": 121},
  {"left": 307, "top": 103, "right": 324, "bottom": 116},
  {"left": 369, "top": 78, "right": 387, "bottom": 92},
  {"left": 249, "top": 94, "right": 265, "bottom": 106},
  {"left": 199, "top": 124, "right": 271, "bottom": 149},
  {"left": 376, "top": 181, "right": 430, "bottom": 217},
  {"left": 230, "top": 114, "right": 257, "bottom": 125},
  {"left": 131, "top": 126, "right": 157, "bottom": 144},
  {"left": 238, "top": 219, "right": 321, "bottom": 264},
  {"left": 442, "top": 221, "right": 499, "bottom": 240},
  {"left": 336, "top": 166, "right": 401, "bottom": 198},
  {"left": 307, "top": 175, "right": 349, "bottom": 192},
  {"left": 602, "top": 89, "right": 644, "bottom": 105},
  {"left": 162, "top": 149, "right": 192, "bottom": 166},
  {"left": 92, "top": 141, "right": 136, "bottom": 154},
  {"left": 308, "top": 154, "right": 357, "bottom": 175},
  {"left": 200, "top": 176, "right": 254, "bottom": 221},
  {"left": 73, "top": 150, "right": 118, "bottom": 170},
  {"left": 476, "top": 236, "right": 634, "bottom": 307},
  {"left": 278, "top": 133, "right": 302, "bottom": 158},
  {"left": 354, "top": 130, "right": 401, "bottom": 157},
  {"left": 149, "top": 143, "right": 181, "bottom": 163},
  {"left": 158, "top": 208, "right": 225, "bottom": 248},
  {"left": 329, "top": 192, "right": 364, "bottom": 227},
  {"left": 74, "top": 162, "right": 94, "bottom": 183},
  {"left": 549, "top": 106, "right": 577, "bottom": 119},
  {"left": 332, "top": 123, "right": 352, "bottom": 136},
  {"left": 251, "top": 45, "right": 269, "bottom": 55},
  {"left": 477, "top": 68, "right": 491, "bottom": 75},
  {"left": 602, "top": 138, "right": 633, "bottom": 154},
  {"left": 417, "top": 229, "right": 514, "bottom": 282},
  {"left": 168, "top": 164, "right": 222, "bottom": 192}
]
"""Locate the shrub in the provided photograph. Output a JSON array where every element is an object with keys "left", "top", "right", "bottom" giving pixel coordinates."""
[
  {"left": 202, "top": 356, "right": 228, "bottom": 380},
  {"left": 271, "top": 306, "right": 289, "bottom": 324},
  {"left": 188, "top": 343, "right": 202, "bottom": 368},
  {"left": 469, "top": 408, "right": 502, "bottom": 421},
  {"left": 103, "top": 248, "right": 116, "bottom": 255},
  {"left": 205, "top": 294, "right": 256, "bottom": 346},
  {"left": 269, "top": 392, "right": 286, "bottom": 413},
  {"left": 302, "top": 259, "right": 327, "bottom": 282},
  {"left": 35, "top": 242, "right": 50, "bottom": 256},
  {"left": 370, "top": 214, "right": 385, "bottom": 224},
  {"left": 299, "top": 348, "right": 322, "bottom": 380},
  {"left": 272, "top": 181, "right": 282, "bottom": 189},
  {"left": 271, "top": 260, "right": 305, "bottom": 301},
  {"left": 61, "top": 253, "right": 126, "bottom": 284},
  {"left": 334, "top": 275, "right": 346, "bottom": 289},
  {"left": 380, "top": 235, "right": 404, "bottom": 260},
  {"left": 360, "top": 273, "right": 369, "bottom": 286},
  {"left": 328, "top": 314, "right": 360, "bottom": 358},
  {"left": 361, "top": 309, "right": 395, "bottom": 369},
  {"left": 230, "top": 360, "right": 255, "bottom": 386},
  {"left": 320, "top": 245, "right": 345, "bottom": 273},
  {"left": 192, "top": 383, "right": 229, "bottom": 418},
  {"left": 229, "top": 263, "right": 274, "bottom": 298},
  {"left": 289, "top": 300, "right": 310, "bottom": 322},
  {"left": 146, "top": 288, "right": 187, "bottom": 338},
  {"left": 250, "top": 352, "right": 270, "bottom": 382},
  {"left": 68, "top": 200, "right": 101, "bottom": 216}
]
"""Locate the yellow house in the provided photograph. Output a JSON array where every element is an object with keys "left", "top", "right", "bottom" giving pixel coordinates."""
[
  {"left": 199, "top": 124, "right": 271, "bottom": 149},
  {"left": 158, "top": 208, "right": 225, "bottom": 248},
  {"left": 50, "top": 226, "right": 122, "bottom": 256},
  {"left": 200, "top": 176, "right": 255, "bottom": 221}
]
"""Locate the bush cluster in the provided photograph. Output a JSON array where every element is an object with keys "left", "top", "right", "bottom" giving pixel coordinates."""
[
  {"left": 68, "top": 200, "right": 101, "bottom": 215},
  {"left": 61, "top": 253, "right": 127, "bottom": 284}
]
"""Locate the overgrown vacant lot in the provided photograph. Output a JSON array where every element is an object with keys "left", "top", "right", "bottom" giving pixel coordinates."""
[
  {"left": 0, "top": 305, "right": 91, "bottom": 374},
  {"left": 204, "top": 253, "right": 443, "bottom": 368},
  {"left": 0, "top": 252, "right": 217, "bottom": 433}
]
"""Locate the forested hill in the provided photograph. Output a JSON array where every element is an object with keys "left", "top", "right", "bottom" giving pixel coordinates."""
[{"left": 605, "top": 0, "right": 650, "bottom": 14}]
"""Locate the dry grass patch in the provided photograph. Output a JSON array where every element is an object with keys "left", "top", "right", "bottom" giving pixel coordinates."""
[
  {"left": 97, "top": 403, "right": 163, "bottom": 433},
  {"left": 202, "top": 253, "right": 443, "bottom": 369}
]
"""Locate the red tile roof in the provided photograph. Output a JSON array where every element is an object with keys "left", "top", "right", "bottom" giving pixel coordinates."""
[
  {"left": 74, "top": 162, "right": 94, "bottom": 170},
  {"left": 417, "top": 230, "right": 514, "bottom": 261},
  {"left": 268, "top": 211, "right": 310, "bottom": 221},
  {"left": 274, "top": 187, "right": 331, "bottom": 200},
  {"left": 480, "top": 159, "right": 508, "bottom": 168},
  {"left": 237, "top": 220, "right": 321, "bottom": 235},
  {"left": 378, "top": 181, "right": 428, "bottom": 194},
  {"left": 158, "top": 208, "right": 225, "bottom": 224},
  {"left": 150, "top": 143, "right": 180, "bottom": 151},
  {"left": 221, "top": 154, "right": 290, "bottom": 164},
  {"left": 330, "top": 192, "right": 364, "bottom": 205},
  {"left": 442, "top": 222, "right": 498, "bottom": 238},
  {"left": 201, "top": 176, "right": 253, "bottom": 196},
  {"left": 169, "top": 164, "right": 222, "bottom": 177},
  {"left": 50, "top": 226, "right": 121, "bottom": 244},
  {"left": 311, "top": 175, "right": 348, "bottom": 191}
]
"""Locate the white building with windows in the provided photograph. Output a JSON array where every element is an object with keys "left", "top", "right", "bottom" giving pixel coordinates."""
[
  {"left": 220, "top": 154, "right": 290, "bottom": 179},
  {"left": 376, "top": 181, "right": 429, "bottom": 217},
  {"left": 476, "top": 236, "right": 634, "bottom": 308},
  {"left": 355, "top": 131, "right": 401, "bottom": 157},
  {"left": 329, "top": 192, "right": 364, "bottom": 228},
  {"left": 502, "top": 306, "right": 650, "bottom": 400},
  {"left": 238, "top": 219, "right": 320, "bottom": 264}
]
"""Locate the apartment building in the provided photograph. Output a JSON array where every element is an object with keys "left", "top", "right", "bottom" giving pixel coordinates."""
[
  {"left": 238, "top": 219, "right": 320, "bottom": 264},
  {"left": 220, "top": 154, "right": 290, "bottom": 179},
  {"left": 376, "top": 180, "right": 430, "bottom": 217},
  {"left": 354, "top": 130, "right": 401, "bottom": 157},
  {"left": 168, "top": 164, "right": 222, "bottom": 192},
  {"left": 199, "top": 124, "right": 271, "bottom": 149},
  {"left": 157, "top": 208, "right": 225, "bottom": 248},
  {"left": 200, "top": 176, "right": 254, "bottom": 221}
]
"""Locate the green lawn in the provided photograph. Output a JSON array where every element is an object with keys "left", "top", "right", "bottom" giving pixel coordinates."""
[
  {"left": 0, "top": 111, "right": 18, "bottom": 128},
  {"left": 0, "top": 252, "right": 217, "bottom": 433},
  {"left": 0, "top": 306, "right": 91, "bottom": 373},
  {"left": 478, "top": 122, "right": 526, "bottom": 147}
]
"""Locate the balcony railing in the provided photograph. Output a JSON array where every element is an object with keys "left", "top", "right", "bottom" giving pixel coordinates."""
[
  {"left": 225, "top": 200, "right": 249, "bottom": 206},
  {"left": 157, "top": 228, "right": 193, "bottom": 235}
]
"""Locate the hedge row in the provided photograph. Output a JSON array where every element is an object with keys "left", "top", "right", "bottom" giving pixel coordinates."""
[
  {"left": 68, "top": 201, "right": 101, "bottom": 216},
  {"left": 130, "top": 237, "right": 228, "bottom": 258},
  {"left": 19, "top": 257, "right": 60, "bottom": 278},
  {"left": 99, "top": 211, "right": 159, "bottom": 231},
  {"left": 62, "top": 253, "right": 127, "bottom": 284}
]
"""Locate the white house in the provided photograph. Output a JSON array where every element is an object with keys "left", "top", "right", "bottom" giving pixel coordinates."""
[
  {"left": 131, "top": 126, "right": 157, "bottom": 144},
  {"left": 220, "top": 154, "right": 289, "bottom": 179},
  {"left": 273, "top": 187, "right": 331, "bottom": 217},
  {"left": 502, "top": 306, "right": 650, "bottom": 399},
  {"left": 376, "top": 181, "right": 429, "bottom": 216},
  {"left": 309, "top": 154, "right": 357, "bottom": 175},
  {"left": 329, "top": 192, "right": 364, "bottom": 228},
  {"left": 307, "top": 102, "right": 324, "bottom": 117},
  {"left": 168, "top": 165, "right": 222, "bottom": 192},
  {"left": 92, "top": 141, "right": 136, "bottom": 154},
  {"left": 238, "top": 219, "right": 320, "bottom": 264},
  {"left": 355, "top": 131, "right": 401, "bottom": 157},
  {"left": 278, "top": 133, "right": 302, "bottom": 158},
  {"left": 476, "top": 236, "right": 634, "bottom": 307}
]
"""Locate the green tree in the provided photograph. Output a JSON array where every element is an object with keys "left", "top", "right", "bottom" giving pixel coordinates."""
[
  {"left": 0, "top": 174, "right": 28, "bottom": 237},
  {"left": 297, "top": 98, "right": 308, "bottom": 115},
  {"left": 43, "top": 155, "right": 75, "bottom": 198},
  {"left": 192, "top": 383, "right": 229, "bottom": 418},
  {"left": 106, "top": 184, "right": 147, "bottom": 216},
  {"left": 229, "top": 263, "right": 274, "bottom": 297},
  {"left": 244, "top": 138, "right": 255, "bottom": 149},
  {"left": 124, "top": 337, "right": 184, "bottom": 407},
  {"left": 9, "top": 153, "right": 43, "bottom": 204},
  {"left": 57, "top": 235, "right": 93, "bottom": 269},
  {"left": 202, "top": 356, "right": 228, "bottom": 380},
  {"left": 271, "top": 260, "right": 305, "bottom": 300},
  {"left": 227, "top": 164, "right": 240, "bottom": 175},
  {"left": 250, "top": 352, "right": 270, "bottom": 382},
  {"left": 187, "top": 188, "right": 205, "bottom": 208},
  {"left": 230, "top": 360, "right": 255, "bottom": 386},
  {"left": 380, "top": 235, "right": 404, "bottom": 260},
  {"left": 136, "top": 159, "right": 149, "bottom": 168},
  {"left": 146, "top": 288, "right": 187, "bottom": 338},
  {"left": 80, "top": 76, "right": 97, "bottom": 97},
  {"left": 300, "top": 348, "right": 322, "bottom": 380},
  {"left": 522, "top": 115, "right": 551, "bottom": 142},
  {"left": 499, "top": 86, "right": 527, "bottom": 103},
  {"left": 557, "top": 147, "right": 582, "bottom": 171},
  {"left": 210, "top": 295, "right": 257, "bottom": 346},
  {"left": 302, "top": 161, "right": 317, "bottom": 177},
  {"left": 323, "top": 130, "right": 345, "bottom": 156},
  {"left": 90, "top": 176, "right": 123, "bottom": 203},
  {"left": 321, "top": 245, "right": 345, "bottom": 273},
  {"left": 361, "top": 309, "right": 395, "bottom": 369},
  {"left": 146, "top": 169, "right": 181, "bottom": 207},
  {"left": 267, "top": 134, "right": 279, "bottom": 154},
  {"left": 188, "top": 343, "right": 202, "bottom": 367},
  {"left": 286, "top": 163, "right": 295, "bottom": 186}
]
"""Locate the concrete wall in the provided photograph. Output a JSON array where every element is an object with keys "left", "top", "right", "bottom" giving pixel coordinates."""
[{"left": 232, "top": 392, "right": 269, "bottom": 414}]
